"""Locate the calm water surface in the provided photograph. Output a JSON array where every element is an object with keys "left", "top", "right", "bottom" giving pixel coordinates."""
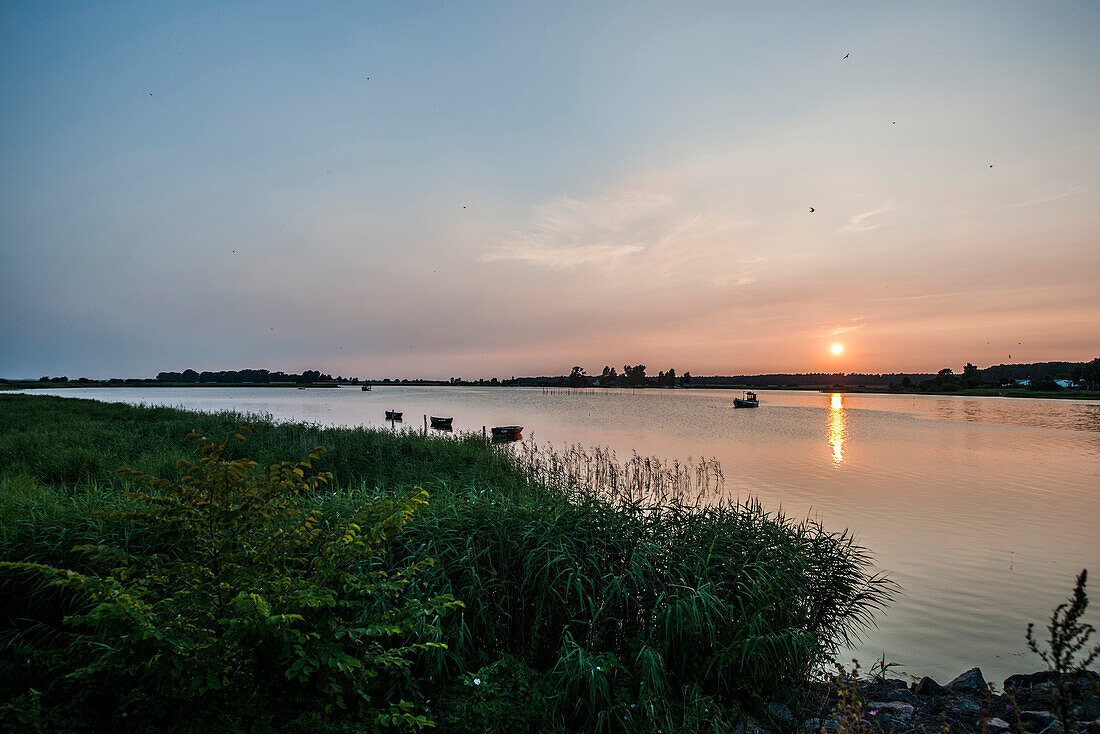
[{"left": 19, "top": 386, "right": 1100, "bottom": 682}]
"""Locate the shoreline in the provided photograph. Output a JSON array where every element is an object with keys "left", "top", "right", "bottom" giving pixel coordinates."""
[
  {"left": 783, "top": 667, "right": 1100, "bottom": 734},
  {"left": 4, "top": 381, "right": 1099, "bottom": 401}
]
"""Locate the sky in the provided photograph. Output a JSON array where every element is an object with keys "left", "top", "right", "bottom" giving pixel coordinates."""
[{"left": 2, "top": 1, "right": 1098, "bottom": 380}]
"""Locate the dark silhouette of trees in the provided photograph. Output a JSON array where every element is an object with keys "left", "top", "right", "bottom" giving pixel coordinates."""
[
  {"left": 568, "top": 366, "right": 588, "bottom": 388},
  {"left": 623, "top": 365, "right": 647, "bottom": 387}
]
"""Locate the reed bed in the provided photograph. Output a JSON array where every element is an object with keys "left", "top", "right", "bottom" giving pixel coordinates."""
[{"left": 0, "top": 394, "right": 892, "bottom": 732}]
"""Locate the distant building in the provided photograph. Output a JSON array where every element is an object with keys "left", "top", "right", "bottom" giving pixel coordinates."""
[
  {"left": 1054, "top": 379, "right": 1076, "bottom": 389},
  {"left": 1014, "top": 379, "right": 1031, "bottom": 387}
]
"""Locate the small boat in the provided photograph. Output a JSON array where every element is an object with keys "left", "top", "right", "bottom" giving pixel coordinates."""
[
  {"left": 491, "top": 425, "right": 523, "bottom": 441},
  {"left": 361, "top": 385, "right": 371, "bottom": 391},
  {"left": 385, "top": 410, "right": 403, "bottom": 420},
  {"left": 733, "top": 391, "right": 759, "bottom": 408},
  {"left": 297, "top": 386, "right": 306, "bottom": 390},
  {"left": 430, "top": 416, "right": 453, "bottom": 429}
]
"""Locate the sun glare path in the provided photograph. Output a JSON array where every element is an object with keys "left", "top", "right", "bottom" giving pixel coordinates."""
[{"left": 828, "top": 393, "right": 846, "bottom": 464}]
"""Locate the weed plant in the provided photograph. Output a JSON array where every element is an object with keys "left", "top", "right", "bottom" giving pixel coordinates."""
[{"left": 0, "top": 394, "right": 893, "bottom": 732}]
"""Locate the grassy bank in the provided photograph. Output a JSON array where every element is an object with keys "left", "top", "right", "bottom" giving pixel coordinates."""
[{"left": 0, "top": 394, "right": 891, "bottom": 733}]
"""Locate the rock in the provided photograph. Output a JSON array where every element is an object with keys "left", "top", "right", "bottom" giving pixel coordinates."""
[
  {"left": 767, "top": 702, "right": 793, "bottom": 723},
  {"left": 803, "top": 718, "right": 839, "bottom": 732},
  {"left": 946, "top": 698, "right": 981, "bottom": 714},
  {"left": 884, "top": 678, "right": 910, "bottom": 690},
  {"left": 947, "top": 667, "right": 988, "bottom": 693},
  {"left": 733, "top": 714, "right": 770, "bottom": 734},
  {"left": 915, "top": 676, "right": 948, "bottom": 695},
  {"left": 980, "top": 717, "right": 1011, "bottom": 732},
  {"left": 1005, "top": 671, "right": 1059, "bottom": 690},
  {"left": 1083, "top": 717, "right": 1100, "bottom": 734},
  {"left": 1020, "top": 710, "right": 1057, "bottom": 729},
  {"left": 867, "top": 701, "right": 916, "bottom": 724},
  {"left": 1004, "top": 670, "right": 1100, "bottom": 690},
  {"left": 886, "top": 688, "right": 917, "bottom": 705}
]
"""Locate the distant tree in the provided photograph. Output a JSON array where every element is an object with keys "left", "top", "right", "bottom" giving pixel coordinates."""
[
  {"left": 963, "top": 362, "right": 980, "bottom": 388},
  {"left": 1082, "top": 358, "right": 1100, "bottom": 390},
  {"left": 623, "top": 365, "right": 647, "bottom": 388},
  {"left": 569, "top": 366, "right": 587, "bottom": 388},
  {"left": 901, "top": 376, "right": 912, "bottom": 388},
  {"left": 680, "top": 371, "right": 692, "bottom": 387}
]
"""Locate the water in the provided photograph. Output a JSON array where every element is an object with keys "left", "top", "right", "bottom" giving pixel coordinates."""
[{"left": 16, "top": 386, "right": 1100, "bottom": 684}]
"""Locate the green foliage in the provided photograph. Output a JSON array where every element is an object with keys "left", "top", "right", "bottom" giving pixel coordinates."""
[
  {"left": 1027, "top": 569, "right": 1100, "bottom": 676},
  {"left": 1026, "top": 569, "right": 1100, "bottom": 733},
  {"left": 0, "top": 424, "right": 460, "bottom": 732},
  {"left": 433, "top": 655, "right": 556, "bottom": 733},
  {"left": 867, "top": 651, "right": 902, "bottom": 684},
  {"left": 0, "top": 395, "right": 892, "bottom": 732}
]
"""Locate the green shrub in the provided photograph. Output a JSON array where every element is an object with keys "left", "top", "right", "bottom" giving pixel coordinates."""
[{"left": 0, "top": 426, "right": 460, "bottom": 733}]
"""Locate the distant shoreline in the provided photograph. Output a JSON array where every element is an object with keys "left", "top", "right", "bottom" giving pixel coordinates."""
[{"left": 3, "top": 380, "right": 1098, "bottom": 401}]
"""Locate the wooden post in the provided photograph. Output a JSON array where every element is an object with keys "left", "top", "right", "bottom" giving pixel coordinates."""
[{"left": 423, "top": 414, "right": 427, "bottom": 434}]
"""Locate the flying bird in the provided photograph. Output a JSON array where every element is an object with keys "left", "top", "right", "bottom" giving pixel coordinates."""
[
  {"left": 843, "top": 52, "right": 850, "bottom": 59},
  {"left": 809, "top": 207, "right": 815, "bottom": 213}
]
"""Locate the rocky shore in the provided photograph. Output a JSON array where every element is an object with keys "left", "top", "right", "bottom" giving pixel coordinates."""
[{"left": 743, "top": 669, "right": 1100, "bottom": 734}]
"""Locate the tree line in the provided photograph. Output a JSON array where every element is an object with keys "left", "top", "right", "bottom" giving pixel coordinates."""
[
  {"left": 155, "top": 369, "right": 347, "bottom": 384},
  {"left": 566, "top": 365, "right": 692, "bottom": 388}
]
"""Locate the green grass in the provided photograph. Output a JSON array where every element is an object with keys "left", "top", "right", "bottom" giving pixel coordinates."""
[{"left": 0, "top": 394, "right": 892, "bottom": 732}]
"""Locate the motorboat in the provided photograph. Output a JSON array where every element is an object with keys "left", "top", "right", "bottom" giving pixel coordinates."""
[{"left": 733, "top": 391, "right": 759, "bottom": 408}]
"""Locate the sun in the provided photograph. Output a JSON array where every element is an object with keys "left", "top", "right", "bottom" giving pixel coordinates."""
[{"left": 831, "top": 343, "right": 844, "bottom": 355}]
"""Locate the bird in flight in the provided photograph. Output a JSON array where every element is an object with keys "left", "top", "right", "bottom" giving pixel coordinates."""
[
  {"left": 809, "top": 207, "right": 815, "bottom": 213},
  {"left": 843, "top": 52, "right": 850, "bottom": 60}
]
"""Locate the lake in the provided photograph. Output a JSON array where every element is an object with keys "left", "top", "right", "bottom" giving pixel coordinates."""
[{"left": 16, "top": 385, "right": 1100, "bottom": 683}]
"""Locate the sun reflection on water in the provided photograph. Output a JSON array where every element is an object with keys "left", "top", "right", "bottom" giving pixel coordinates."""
[{"left": 828, "top": 393, "right": 846, "bottom": 464}]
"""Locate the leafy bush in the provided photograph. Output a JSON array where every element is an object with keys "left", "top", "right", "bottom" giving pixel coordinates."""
[{"left": 1, "top": 426, "right": 460, "bottom": 733}]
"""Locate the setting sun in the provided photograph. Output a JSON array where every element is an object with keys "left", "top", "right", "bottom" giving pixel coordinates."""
[{"left": 831, "top": 343, "right": 844, "bottom": 355}]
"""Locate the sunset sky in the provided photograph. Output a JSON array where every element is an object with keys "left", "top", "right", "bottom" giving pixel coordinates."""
[{"left": 2, "top": 1, "right": 1098, "bottom": 379}]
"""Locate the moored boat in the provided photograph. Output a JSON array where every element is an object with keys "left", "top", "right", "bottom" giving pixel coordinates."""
[
  {"left": 491, "top": 425, "right": 523, "bottom": 441},
  {"left": 361, "top": 385, "right": 371, "bottom": 391},
  {"left": 429, "top": 416, "right": 453, "bottom": 429},
  {"left": 733, "top": 391, "right": 759, "bottom": 408},
  {"left": 385, "top": 410, "right": 403, "bottom": 420}
]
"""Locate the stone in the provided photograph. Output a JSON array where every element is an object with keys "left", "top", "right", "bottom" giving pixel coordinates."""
[
  {"left": 915, "top": 676, "right": 947, "bottom": 695},
  {"left": 1005, "top": 671, "right": 1059, "bottom": 690},
  {"left": 886, "top": 688, "right": 917, "bottom": 705},
  {"left": 1019, "top": 710, "right": 1056, "bottom": 729},
  {"left": 1004, "top": 669, "right": 1100, "bottom": 690},
  {"left": 979, "top": 717, "right": 1012, "bottom": 732},
  {"left": 803, "top": 717, "right": 839, "bottom": 732},
  {"left": 733, "top": 715, "right": 770, "bottom": 734},
  {"left": 767, "top": 702, "right": 793, "bottom": 723},
  {"left": 947, "top": 698, "right": 981, "bottom": 714},
  {"left": 867, "top": 701, "right": 916, "bottom": 724},
  {"left": 884, "top": 678, "right": 910, "bottom": 690},
  {"left": 1083, "top": 717, "right": 1100, "bottom": 734},
  {"left": 947, "top": 667, "right": 988, "bottom": 693}
]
